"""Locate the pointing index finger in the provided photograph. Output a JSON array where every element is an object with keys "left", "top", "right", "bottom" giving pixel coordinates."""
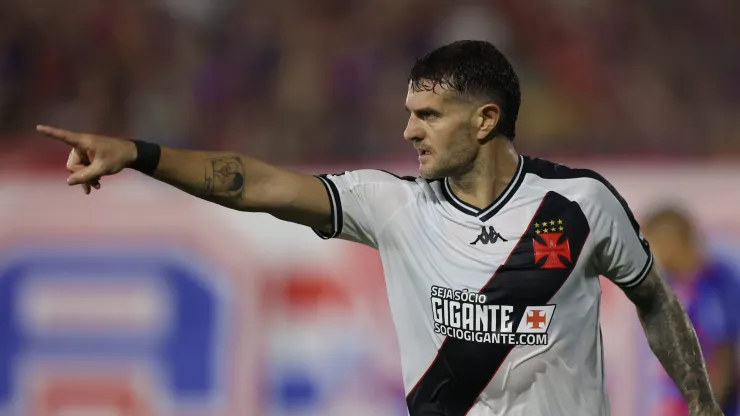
[{"left": 36, "top": 125, "right": 80, "bottom": 145}]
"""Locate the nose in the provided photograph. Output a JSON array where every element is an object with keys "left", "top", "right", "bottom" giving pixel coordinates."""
[{"left": 403, "top": 115, "right": 425, "bottom": 142}]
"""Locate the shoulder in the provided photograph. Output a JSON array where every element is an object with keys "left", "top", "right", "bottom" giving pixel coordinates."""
[
  {"left": 522, "top": 156, "right": 625, "bottom": 206},
  {"left": 523, "top": 156, "right": 609, "bottom": 190},
  {"left": 522, "top": 157, "right": 643, "bottom": 237},
  {"left": 320, "top": 169, "right": 418, "bottom": 186},
  {"left": 319, "top": 169, "right": 431, "bottom": 204}
]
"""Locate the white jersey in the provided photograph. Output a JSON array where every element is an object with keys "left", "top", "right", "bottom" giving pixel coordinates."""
[{"left": 313, "top": 155, "right": 653, "bottom": 416}]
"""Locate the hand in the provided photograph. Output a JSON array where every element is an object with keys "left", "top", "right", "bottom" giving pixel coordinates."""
[{"left": 37, "top": 125, "right": 137, "bottom": 194}]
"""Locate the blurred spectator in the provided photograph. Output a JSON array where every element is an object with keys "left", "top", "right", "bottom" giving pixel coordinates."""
[
  {"left": 1, "top": 0, "right": 739, "bottom": 163},
  {"left": 643, "top": 205, "right": 740, "bottom": 416}
]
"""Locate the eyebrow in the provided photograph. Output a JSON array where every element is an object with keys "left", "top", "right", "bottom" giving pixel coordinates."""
[{"left": 405, "top": 106, "right": 442, "bottom": 115}]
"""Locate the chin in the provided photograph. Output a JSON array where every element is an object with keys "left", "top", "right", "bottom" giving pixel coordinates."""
[{"left": 418, "top": 165, "right": 440, "bottom": 180}]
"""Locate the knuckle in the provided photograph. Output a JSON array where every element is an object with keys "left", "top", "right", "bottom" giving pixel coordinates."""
[{"left": 78, "top": 135, "right": 94, "bottom": 148}]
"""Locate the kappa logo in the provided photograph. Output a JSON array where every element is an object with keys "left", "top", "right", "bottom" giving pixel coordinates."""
[
  {"left": 533, "top": 219, "right": 572, "bottom": 269},
  {"left": 470, "top": 226, "right": 507, "bottom": 245}
]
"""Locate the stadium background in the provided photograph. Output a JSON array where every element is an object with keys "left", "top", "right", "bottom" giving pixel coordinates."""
[{"left": 0, "top": 0, "right": 739, "bottom": 415}]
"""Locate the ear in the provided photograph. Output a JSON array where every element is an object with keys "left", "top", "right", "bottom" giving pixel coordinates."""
[{"left": 476, "top": 103, "right": 501, "bottom": 141}]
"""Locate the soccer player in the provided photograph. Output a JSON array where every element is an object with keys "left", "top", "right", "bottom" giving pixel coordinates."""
[
  {"left": 643, "top": 206, "right": 740, "bottom": 416},
  {"left": 37, "top": 41, "right": 722, "bottom": 416}
]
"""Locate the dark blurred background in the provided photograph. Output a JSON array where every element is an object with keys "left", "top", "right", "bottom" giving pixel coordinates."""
[{"left": 2, "top": 0, "right": 739, "bottom": 164}]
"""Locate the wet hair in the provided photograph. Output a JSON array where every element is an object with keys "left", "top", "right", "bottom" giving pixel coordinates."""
[{"left": 409, "top": 40, "right": 521, "bottom": 140}]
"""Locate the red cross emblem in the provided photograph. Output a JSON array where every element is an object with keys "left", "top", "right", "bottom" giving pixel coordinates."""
[
  {"left": 527, "top": 309, "right": 547, "bottom": 329},
  {"left": 533, "top": 232, "right": 572, "bottom": 269}
]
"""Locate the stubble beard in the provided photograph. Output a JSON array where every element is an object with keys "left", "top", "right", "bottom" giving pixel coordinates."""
[{"left": 419, "top": 144, "right": 478, "bottom": 180}]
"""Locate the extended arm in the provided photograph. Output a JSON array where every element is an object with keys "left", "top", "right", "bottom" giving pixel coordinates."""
[
  {"left": 151, "top": 147, "right": 331, "bottom": 229},
  {"left": 37, "top": 126, "right": 333, "bottom": 233},
  {"left": 623, "top": 268, "right": 723, "bottom": 415}
]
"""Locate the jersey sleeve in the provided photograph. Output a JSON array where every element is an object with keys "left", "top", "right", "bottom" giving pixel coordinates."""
[
  {"left": 312, "top": 169, "right": 413, "bottom": 248},
  {"left": 589, "top": 178, "right": 654, "bottom": 288}
]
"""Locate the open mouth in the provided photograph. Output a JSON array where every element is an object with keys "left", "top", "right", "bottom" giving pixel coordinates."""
[{"left": 419, "top": 150, "right": 431, "bottom": 156}]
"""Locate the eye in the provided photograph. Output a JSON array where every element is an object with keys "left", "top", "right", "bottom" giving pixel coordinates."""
[{"left": 417, "top": 110, "right": 439, "bottom": 121}]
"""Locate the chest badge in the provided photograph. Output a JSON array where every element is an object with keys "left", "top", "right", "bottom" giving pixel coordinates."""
[{"left": 533, "top": 219, "right": 572, "bottom": 269}]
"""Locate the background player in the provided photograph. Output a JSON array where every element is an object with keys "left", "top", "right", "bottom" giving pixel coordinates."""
[
  {"left": 643, "top": 206, "right": 740, "bottom": 416},
  {"left": 36, "top": 41, "right": 723, "bottom": 415}
]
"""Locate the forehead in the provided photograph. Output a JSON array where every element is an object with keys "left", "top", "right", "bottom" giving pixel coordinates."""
[{"left": 405, "top": 82, "right": 458, "bottom": 109}]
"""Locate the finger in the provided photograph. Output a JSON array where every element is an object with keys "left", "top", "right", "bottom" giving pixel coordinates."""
[
  {"left": 67, "top": 160, "right": 87, "bottom": 174},
  {"left": 70, "top": 167, "right": 99, "bottom": 191},
  {"left": 67, "top": 153, "right": 95, "bottom": 174},
  {"left": 65, "top": 152, "right": 99, "bottom": 191},
  {"left": 67, "top": 162, "right": 87, "bottom": 173},
  {"left": 67, "top": 148, "right": 88, "bottom": 170},
  {"left": 67, "top": 163, "right": 103, "bottom": 186},
  {"left": 37, "top": 125, "right": 82, "bottom": 146}
]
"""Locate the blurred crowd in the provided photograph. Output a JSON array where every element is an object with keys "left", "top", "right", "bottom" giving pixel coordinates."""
[{"left": 1, "top": 0, "right": 739, "bottom": 165}]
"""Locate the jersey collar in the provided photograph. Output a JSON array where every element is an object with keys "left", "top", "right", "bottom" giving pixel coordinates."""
[{"left": 441, "top": 155, "right": 526, "bottom": 222}]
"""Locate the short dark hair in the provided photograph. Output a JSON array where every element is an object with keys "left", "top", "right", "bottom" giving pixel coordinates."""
[{"left": 409, "top": 40, "right": 521, "bottom": 140}]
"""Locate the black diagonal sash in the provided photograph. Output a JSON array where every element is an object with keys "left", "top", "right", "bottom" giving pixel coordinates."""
[{"left": 406, "top": 192, "right": 591, "bottom": 416}]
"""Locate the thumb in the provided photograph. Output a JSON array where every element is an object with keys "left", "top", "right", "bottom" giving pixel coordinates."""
[
  {"left": 37, "top": 125, "right": 82, "bottom": 147},
  {"left": 67, "top": 160, "right": 105, "bottom": 186}
]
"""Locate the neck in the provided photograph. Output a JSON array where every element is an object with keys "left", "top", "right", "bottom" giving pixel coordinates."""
[{"left": 448, "top": 137, "right": 520, "bottom": 210}]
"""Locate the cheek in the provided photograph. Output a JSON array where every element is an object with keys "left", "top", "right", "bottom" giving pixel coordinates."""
[
  {"left": 434, "top": 124, "right": 467, "bottom": 146},
  {"left": 428, "top": 121, "right": 476, "bottom": 159},
  {"left": 445, "top": 129, "right": 477, "bottom": 154}
]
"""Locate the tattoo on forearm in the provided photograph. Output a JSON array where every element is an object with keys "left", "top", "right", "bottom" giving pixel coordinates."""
[
  {"left": 204, "top": 167, "right": 214, "bottom": 195},
  {"left": 203, "top": 157, "right": 245, "bottom": 198},
  {"left": 626, "top": 271, "right": 717, "bottom": 410}
]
